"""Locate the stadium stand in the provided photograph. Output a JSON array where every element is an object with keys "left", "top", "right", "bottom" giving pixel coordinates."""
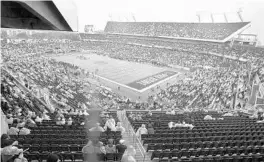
[
  {"left": 104, "top": 21, "right": 250, "bottom": 40},
  {"left": 1, "top": 19, "right": 264, "bottom": 162},
  {"left": 128, "top": 111, "right": 264, "bottom": 161}
]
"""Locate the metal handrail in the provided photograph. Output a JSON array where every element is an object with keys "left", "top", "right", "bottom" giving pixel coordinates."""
[{"left": 122, "top": 111, "right": 147, "bottom": 162}]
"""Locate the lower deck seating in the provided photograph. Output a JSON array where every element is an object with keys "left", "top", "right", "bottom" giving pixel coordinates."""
[
  {"left": 9, "top": 112, "right": 122, "bottom": 162},
  {"left": 128, "top": 111, "right": 264, "bottom": 162}
]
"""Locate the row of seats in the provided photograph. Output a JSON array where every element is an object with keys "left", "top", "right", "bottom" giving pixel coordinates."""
[
  {"left": 128, "top": 112, "right": 264, "bottom": 162},
  {"left": 144, "top": 137, "right": 264, "bottom": 145},
  {"left": 141, "top": 130, "right": 264, "bottom": 139},
  {"left": 151, "top": 150, "right": 264, "bottom": 162},
  {"left": 133, "top": 124, "right": 264, "bottom": 130},
  {"left": 23, "top": 144, "right": 83, "bottom": 153},
  {"left": 11, "top": 132, "right": 121, "bottom": 138},
  {"left": 24, "top": 152, "right": 123, "bottom": 162},
  {"left": 16, "top": 138, "right": 121, "bottom": 145},
  {"left": 146, "top": 141, "right": 264, "bottom": 152}
]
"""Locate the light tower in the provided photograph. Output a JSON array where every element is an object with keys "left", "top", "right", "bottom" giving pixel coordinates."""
[
  {"left": 237, "top": 8, "right": 244, "bottom": 22},
  {"left": 196, "top": 14, "right": 201, "bottom": 23},
  {"left": 196, "top": 8, "right": 244, "bottom": 23},
  {"left": 131, "top": 13, "right": 137, "bottom": 22},
  {"left": 224, "top": 13, "right": 228, "bottom": 23},
  {"left": 210, "top": 13, "right": 214, "bottom": 23},
  {"left": 108, "top": 14, "right": 113, "bottom": 21}
]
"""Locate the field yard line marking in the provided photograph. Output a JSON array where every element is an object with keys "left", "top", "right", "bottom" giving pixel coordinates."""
[
  {"left": 139, "top": 73, "right": 180, "bottom": 92},
  {"left": 95, "top": 74, "right": 142, "bottom": 93}
]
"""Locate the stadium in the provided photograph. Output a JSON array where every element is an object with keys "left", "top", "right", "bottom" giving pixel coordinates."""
[{"left": 1, "top": 1, "right": 264, "bottom": 162}]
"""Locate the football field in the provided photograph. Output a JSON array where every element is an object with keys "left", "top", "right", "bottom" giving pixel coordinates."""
[{"left": 52, "top": 52, "right": 185, "bottom": 101}]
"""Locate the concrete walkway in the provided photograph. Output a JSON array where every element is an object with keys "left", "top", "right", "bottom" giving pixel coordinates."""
[{"left": 117, "top": 111, "right": 151, "bottom": 162}]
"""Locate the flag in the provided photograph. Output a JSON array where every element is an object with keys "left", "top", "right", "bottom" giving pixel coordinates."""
[
  {"left": 229, "top": 38, "right": 235, "bottom": 48},
  {"left": 254, "top": 74, "right": 260, "bottom": 85},
  {"left": 248, "top": 74, "right": 264, "bottom": 106},
  {"left": 259, "top": 83, "right": 264, "bottom": 97},
  {"left": 41, "top": 88, "right": 55, "bottom": 112},
  {"left": 256, "top": 83, "right": 264, "bottom": 105}
]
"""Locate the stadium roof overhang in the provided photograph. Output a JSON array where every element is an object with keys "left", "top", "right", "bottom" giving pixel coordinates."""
[
  {"left": 105, "top": 22, "right": 252, "bottom": 43},
  {"left": 223, "top": 23, "right": 252, "bottom": 42},
  {"left": 1, "top": 1, "right": 74, "bottom": 31}
]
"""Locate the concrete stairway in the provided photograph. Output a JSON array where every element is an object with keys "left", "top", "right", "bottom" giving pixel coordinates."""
[{"left": 117, "top": 111, "right": 151, "bottom": 162}]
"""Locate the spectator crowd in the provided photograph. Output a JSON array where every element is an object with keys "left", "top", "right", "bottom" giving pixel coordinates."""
[{"left": 1, "top": 25, "right": 264, "bottom": 161}]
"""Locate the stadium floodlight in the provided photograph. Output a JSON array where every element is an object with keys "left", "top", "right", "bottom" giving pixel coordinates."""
[
  {"left": 131, "top": 13, "right": 137, "bottom": 22},
  {"left": 108, "top": 14, "right": 113, "bottom": 21},
  {"left": 210, "top": 13, "right": 214, "bottom": 23},
  {"left": 196, "top": 14, "right": 201, "bottom": 23},
  {"left": 237, "top": 8, "right": 244, "bottom": 22},
  {"left": 224, "top": 13, "right": 228, "bottom": 23}
]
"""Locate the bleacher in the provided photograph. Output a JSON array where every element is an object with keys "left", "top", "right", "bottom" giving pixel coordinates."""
[
  {"left": 128, "top": 111, "right": 264, "bottom": 162},
  {"left": 1, "top": 19, "right": 264, "bottom": 162},
  {"left": 104, "top": 21, "right": 250, "bottom": 40},
  {"left": 7, "top": 111, "right": 126, "bottom": 162}
]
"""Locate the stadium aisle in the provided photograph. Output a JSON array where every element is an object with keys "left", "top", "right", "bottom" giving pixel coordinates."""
[{"left": 117, "top": 111, "right": 151, "bottom": 162}]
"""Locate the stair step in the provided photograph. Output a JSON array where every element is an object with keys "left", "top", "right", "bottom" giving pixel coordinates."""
[{"left": 117, "top": 110, "right": 151, "bottom": 162}]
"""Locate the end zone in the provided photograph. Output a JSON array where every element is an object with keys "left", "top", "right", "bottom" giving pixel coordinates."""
[
  {"left": 96, "top": 71, "right": 179, "bottom": 93},
  {"left": 127, "top": 71, "right": 178, "bottom": 91}
]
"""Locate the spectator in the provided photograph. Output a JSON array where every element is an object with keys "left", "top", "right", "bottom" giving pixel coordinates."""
[
  {"left": 17, "top": 119, "right": 25, "bottom": 128},
  {"left": 56, "top": 117, "right": 62, "bottom": 125},
  {"left": 83, "top": 110, "right": 89, "bottom": 116},
  {"left": 47, "top": 153, "right": 60, "bottom": 162},
  {"left": 31, "top": 112, "right": 37, "bottom": 120},
  {"left": 35, "top": 115, "right": 43, "bottom": 123},
  {"left": 42, "top": 112, "right": 51, "bottom": 121},
  {"left": 204, "top": 115, "right": 214, "bottom": 120},
  {"left": 1, "top": 134, "right": 17, "bottom": 148},
  {"left": 116, "top": 139, "right": 127, "bottom": 155},
  {"left": 147, "top": 124, "right": 155, "bottom": 134},
  {"left": 1, "top": 139, "right": 26, "bottom": 162},
  {"left": 89, "top": 123, "right": 105, "bottom": 132},
  {"left": 154, "top": 118, "right": 161, "bottom": 127},
  {"left": 6, "top": 115, "right": 13, "bottom": 125},
  {"left": 147, "top": 111, "right": 152, "bottom": 117},
  {"left": 67, "top": 117, "right": 73, "bottom": 126},
  {"left": 19, "top": 126, "right": 31, "bottom": 135},
  {"left": 168, "top": 121, "right": 174, "bottom": 129},
  {"left": 8, "top": 124, "right": 19, "bottom": 135},
  {"left": 104, "top": 116, "right": 116, "bottom": 131},
  {"left": 135, "top": 124, "right": 148, "bottom": 138},
  {"left": 60, "top": 117, "right": 66, "bottom": 125},
  {"left": 105, "top": 139, "right": 116, "bottom": 153},
  {"left": 82, "top": 139, "right": 106, "bottom": 154},
  {"left": 121, "top": 145, "right": 136, "bottom": 162},
  {"left": 115, "top": 122, "right": 125, "bottom": 134},
  {"left": 25, "top": 118, "right": 37, "bottom": 128}
]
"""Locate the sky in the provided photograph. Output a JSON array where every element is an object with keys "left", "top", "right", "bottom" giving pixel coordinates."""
[{"left": 55, "top": 0, "right": 264, "bottom": 44}]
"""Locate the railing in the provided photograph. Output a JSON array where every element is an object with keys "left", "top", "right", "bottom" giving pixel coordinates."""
[{"left": 120, "top": 110, "right": 147, "bottom": 162}]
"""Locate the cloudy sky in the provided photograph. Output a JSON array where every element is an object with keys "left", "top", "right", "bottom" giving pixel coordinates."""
[{"left": 55, "top": 0, "right": 264, "bottom": 44}]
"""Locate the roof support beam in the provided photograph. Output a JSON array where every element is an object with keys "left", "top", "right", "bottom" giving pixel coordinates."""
[
  {"left": 18, "top": 1, "right": 72, "bottom": 31},
  {"left": 1, "top": 17, "right": 51, "bottom": 29}
]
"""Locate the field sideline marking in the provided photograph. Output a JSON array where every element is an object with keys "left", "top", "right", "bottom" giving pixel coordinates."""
[
  {"left": 95, "top": 72, "right": 180, "bottom": 93},
  {"left": 139, "top": 72, "right": 180, "bottom": 92}
]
